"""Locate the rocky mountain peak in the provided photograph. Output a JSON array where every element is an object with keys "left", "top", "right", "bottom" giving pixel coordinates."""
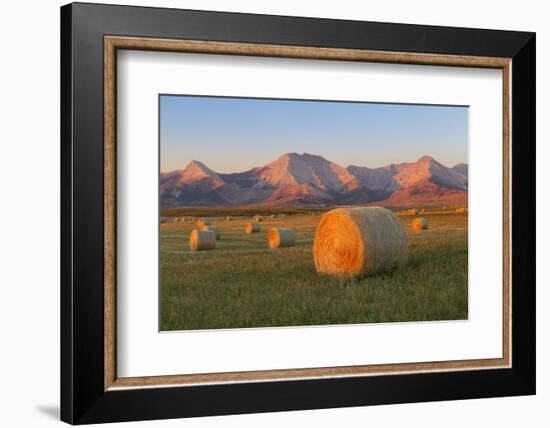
[{"left": 160, "top": 152, "right": 468, "bottom": 208}]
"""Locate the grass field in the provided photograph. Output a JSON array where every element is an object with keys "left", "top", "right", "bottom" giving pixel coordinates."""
[{"left": 160, "top": 209, "right": 468, "bottom": 331}]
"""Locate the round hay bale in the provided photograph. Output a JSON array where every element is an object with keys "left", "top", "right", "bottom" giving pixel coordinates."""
[
  {"left": 196, "top": 219, "right": 210, "bottom": 228},
  {"left": 200, "top": 225, "right": 221, "bottom": 240},
  {"left": 313, "top": 206, "right": 408, "bottom": 277},
  {"left": 456, "top": 207, "right": 467, "bottom": 213},
  {"left": 267, "top": 228, "right": 295, "bottom": 248},
  {"left": 270, "top": 214, "right": 276, "bottom": 219},
  {"left": 412, "top": 217, "right": 428, "bottom": 231},
  {"left": 245, "top": 222, "right": 260, "bottom": 234},
  {"left": 225, "top": 216, "right": 232, "bottom": 221},
  {"left": 254, "top": 215, "right": 263, "bottom": 222},
  {"left": 407, "top": 208, "right": 418, "bottom": 215},
  {"left": 189, "top": 229, "right": 216, "bottom": 251}
]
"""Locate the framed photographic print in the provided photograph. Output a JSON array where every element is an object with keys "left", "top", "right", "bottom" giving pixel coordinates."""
[{"left": 60, "top": 2, "right": 536, "bottom": 424}]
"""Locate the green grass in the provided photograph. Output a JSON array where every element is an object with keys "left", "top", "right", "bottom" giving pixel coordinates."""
[{"left": 160, "top": 211, "right": 468, "bottom": 331}]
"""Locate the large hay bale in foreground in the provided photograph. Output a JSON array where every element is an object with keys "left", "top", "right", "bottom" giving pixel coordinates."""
[
  {"left": 412, "top": 217, "right": 428, "bottom": 231},
  {"left": 189, "top": 229, "right": 216, "bottom": 251},
  {"left": 313, "top": 207, "right": 408, "bottom": 277},
  {"left": 200, "top": 225, "right": 221, "bottom": 240},
  {"left": 245, "top": 222, "right": 260, "bottom": 234},
  {"left": 267, "top": 228, "right": 295, "bottom": 248},
  {"left": 196, "top": 219, "right": 210, "bottom": 228}
]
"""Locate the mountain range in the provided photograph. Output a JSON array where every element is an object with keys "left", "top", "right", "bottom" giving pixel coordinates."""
[{"left": 160, "top": 153, "right": 468, "bottom": 208}]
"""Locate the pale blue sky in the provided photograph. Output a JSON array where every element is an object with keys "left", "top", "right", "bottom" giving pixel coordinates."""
[{"left": 160, "top": 95, "right": 468, "bottom": 173}]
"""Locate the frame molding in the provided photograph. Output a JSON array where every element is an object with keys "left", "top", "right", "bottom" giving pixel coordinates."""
[
  {"left": 103, "top": 35, "right": 512, "bottom": 391},
  {"left": 62, "top": 2, "right": 535, "bottom": 424}
]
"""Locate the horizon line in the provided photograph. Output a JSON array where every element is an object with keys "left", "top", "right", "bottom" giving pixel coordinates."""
[{"left": 160, "top": 152, "right": 468, "bottom": 174}]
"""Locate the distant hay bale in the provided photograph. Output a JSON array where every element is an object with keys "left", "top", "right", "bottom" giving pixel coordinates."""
[
  {"left": 313, "top": 206, "right": 408, "bottom": 277},
  {"left": 254, "top": 215, "right": 263, "bottom": 222},
  {"left": 189, "top": 229, "right": 216, "bottom": 251},
  {"left": 267, "top": 228, "right": 295, "bottom": 248},
  {"left": 407, "top": 208, "right": 418, "bottom": 215},
  {"left": 225, "top": 216, "right": 232, "bottom": 221},
  {"left": 456, "top": 207, "right": 467, "bottom": 213},
  {"left": 196, "top": 219, "right": 210, "bottom": 228},
  {"left": 412, "top": 217, "right": 428, "bottom": 231},
  {"left": 245, "top": 222, "right": 260, "bottom": 234},
  {"left": 200, "top": 224, "right": 221, "bottom": 240},
  {"left": 270, "top": 214, "right": 276, "bottom": 219}
]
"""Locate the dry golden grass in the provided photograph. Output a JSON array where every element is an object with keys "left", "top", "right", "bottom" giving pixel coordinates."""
[
  {"left": 188, "top": 229, "right": 216, "bottom": 251},
  {"left": 412, "top": 217, "right": 429, "bottom": 231},
  {"left": 267, "top": 227, "right": 295, "bottom": 248},
  {"left": 313, "top": 207, "right": 408, "bottom": 277},
  {"left": 196, "top": 219, "right": 210, "bottom": 228},
  {"left": 200, "top": 224, "right": 221, "bottom": 240},
  {"left": 245, "top": 222, "right": 260, "bottom": 234},
  {"left": 161, "top": 209, "right": 468, "bottom": 330}
]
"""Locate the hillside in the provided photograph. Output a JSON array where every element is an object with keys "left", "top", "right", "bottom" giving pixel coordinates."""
[{"left": 160, "top": 153, "right": 468, "bottom": 208}]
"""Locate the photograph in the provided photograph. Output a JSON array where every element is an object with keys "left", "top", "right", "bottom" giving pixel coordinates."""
[
  {"left": 55, "top": 2, "right": 537, "bottom": 424},
  {"left": 159, "top": 95, "right": 469, "bottom": 331}
]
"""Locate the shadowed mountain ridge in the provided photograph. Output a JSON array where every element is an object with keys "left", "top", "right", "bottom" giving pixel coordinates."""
[{"left": 160, "top": 153, "right": 468, "bottom": 207}]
